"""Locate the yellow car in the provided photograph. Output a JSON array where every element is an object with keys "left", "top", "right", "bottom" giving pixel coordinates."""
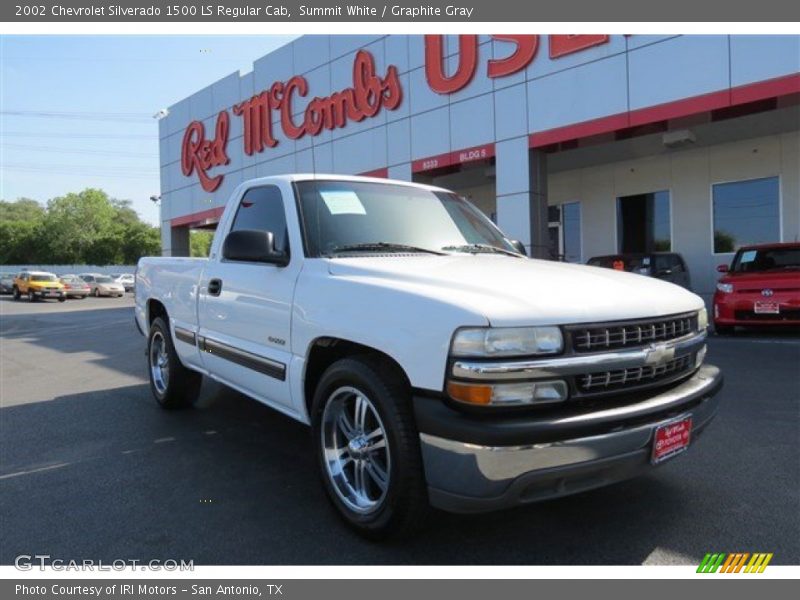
[{"left": 12, "top": 271, "right": 67, "bottom": 302}]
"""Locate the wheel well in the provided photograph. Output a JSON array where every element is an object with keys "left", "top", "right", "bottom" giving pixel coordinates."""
[
  {"left": 147, "top": 299, "right": 168, "bottom": 328},
  {"left": 303, "top": 338, "right": 410, "bottom": 415}
]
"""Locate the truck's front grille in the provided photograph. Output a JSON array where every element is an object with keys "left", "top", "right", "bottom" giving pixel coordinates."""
[
  {"left": 569, "top": 313, "right": 696, "bottom": 353},
  {"left": 577, "top": 354, "right": 694, "bottom": 393}
]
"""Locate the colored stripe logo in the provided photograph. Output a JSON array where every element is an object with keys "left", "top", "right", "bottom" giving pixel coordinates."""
[{"left": 697, "top": 552, "right": 773, "bottom": 573}]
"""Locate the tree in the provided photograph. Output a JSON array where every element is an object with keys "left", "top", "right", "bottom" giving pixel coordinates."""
[
  {"left": 190, "top": 230, "right": 215, "bottom": 258},
  {"left": 0, "top": 188, "right": 161, "bottom": 266},
  {"left": 0, "top": 198, "right": 46, "bottom": 263}
]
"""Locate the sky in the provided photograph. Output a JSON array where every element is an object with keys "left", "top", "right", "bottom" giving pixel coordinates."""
[{"left": 0, "top": 35, "right": 297, "bottom": 224}]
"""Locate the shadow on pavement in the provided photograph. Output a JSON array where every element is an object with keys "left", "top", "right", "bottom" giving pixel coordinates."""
[{"left": 2, "top": 373, "right": 796, "bottom": 566}]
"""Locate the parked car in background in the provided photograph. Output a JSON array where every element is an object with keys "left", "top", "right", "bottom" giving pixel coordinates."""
[
  {"left": 59, "top": 274, "right": 91, "bottom": 299},
  {"left": 113, "top": 273, "right": 135, "bottom": 292},
  {"left": 587, "top": 253, "right": 692, "bottom": 289},
  {"left": 79, "top": 273, "right": 125, "bottom": 298},
  {"left": 0, "top": 273, "right": 15, "bottom": 294},
  {"left": 12, "top": 271, "right": 66, "bottom": 302},
  {"left": 713, "top": 242, "right": 800, "bottom": 334}
]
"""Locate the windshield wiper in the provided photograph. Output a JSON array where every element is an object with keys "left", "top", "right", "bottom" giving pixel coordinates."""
[
  {"left": 328, "top": 242, "right": 446, "bottom": 256},
  {"left": 441, "top": 243, "right": 521, "bottom": 257}
]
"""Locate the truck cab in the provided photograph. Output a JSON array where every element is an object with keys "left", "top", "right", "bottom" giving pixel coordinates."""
[{"left": 136, "top": 175, "right": 722, "bottom": 539}]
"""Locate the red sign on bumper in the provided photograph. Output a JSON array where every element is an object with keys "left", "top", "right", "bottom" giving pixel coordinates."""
[{"left": 652, "top": 417, "right": 692, "bottom": 464}]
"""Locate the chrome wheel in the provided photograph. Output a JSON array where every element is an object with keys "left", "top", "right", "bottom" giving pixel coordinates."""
[
  {"left": 149, "top": 331, "right": 170, "bottom": 396},
  {"left": 321, "top": 386, "right": 390, "bottom": 514}
]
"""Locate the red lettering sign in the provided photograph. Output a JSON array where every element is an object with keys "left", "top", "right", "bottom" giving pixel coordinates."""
[
  {"left": 425, "top": 34, "right": 478, "bottom": 94},
  {"left": 488, "top": 35, "right": 539, "bottom": 78},
  {"left": 549, "top": 35, "right": 610, "bottom": 59},
  {"left": 180, "top": 111, "right": 230, "bottom": 192}
]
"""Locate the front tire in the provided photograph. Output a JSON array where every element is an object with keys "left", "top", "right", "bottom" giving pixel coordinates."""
[
  {"left": 147, "top": 317, "right": 201, "bottom": 409},
  {"left": 12, "top": 287, "right": 20, "bottom": 301},
  {"left": 311, "top": 356, "right": 430, "bottom": 540},
  {"left": 28, "top": 291, "right": 36, "bottom": 302}
]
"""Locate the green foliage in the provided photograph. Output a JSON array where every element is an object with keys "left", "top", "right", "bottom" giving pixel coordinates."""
[
  {"left": 714, "top": 230, "right": 736, "bottom": 254},
  {"left": 0, "top": 189, "right": 161, "bottom": 265},
  {"left": 190, "top": 230, "right": 215, "bottom": 258}
]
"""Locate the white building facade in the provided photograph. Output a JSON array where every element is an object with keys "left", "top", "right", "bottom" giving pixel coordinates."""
[{"left": 158, "top": 34, "right": 800, "bottom": 302}]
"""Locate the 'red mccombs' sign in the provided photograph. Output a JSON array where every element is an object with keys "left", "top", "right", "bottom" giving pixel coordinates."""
[
  {"left": 181, "top": 35, "right": 609, "bottom": 192},
  {"left": 181, "top": 49, "right": 402, "bottom": 192}
]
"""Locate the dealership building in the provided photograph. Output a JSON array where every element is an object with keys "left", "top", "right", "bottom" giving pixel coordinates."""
[{"left": 158, "top": 34, "right": 800, "bottom": 302}]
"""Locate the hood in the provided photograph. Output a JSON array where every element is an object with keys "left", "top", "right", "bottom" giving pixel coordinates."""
[
  {"left": 326, "top": 255, "right": 704, "bottom": 327},
  {"left": 720, "top": 270, "right": 800, "bottom": 292}
]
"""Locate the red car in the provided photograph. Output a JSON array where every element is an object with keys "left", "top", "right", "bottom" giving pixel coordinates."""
[{"left": 713, "top": 242, "right": 800, "bottom": 334}]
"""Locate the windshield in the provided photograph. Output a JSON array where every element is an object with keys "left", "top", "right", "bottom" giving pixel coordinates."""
[
  {"left": 31, "top": 274, "right": 57, "bottom": 282},
  {"left": 295, "top": 180, "right": 516, "bottom": 257},
  {"left": 731, "top": 247, "right": 800, "bottom": 273},
  {"left": 95, "top": 276, "right": 113, "bottom": 283}
]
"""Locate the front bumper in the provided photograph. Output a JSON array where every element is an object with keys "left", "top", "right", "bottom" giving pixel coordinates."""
[
  {"left": 714, "top": 292, "right": 800, "bottom": 326},
  {"left": 29, "top": 288, "right": 65, "bottom": 298},
  {"left": 415, "top": 364, "right": 723, "bottom": 513}
]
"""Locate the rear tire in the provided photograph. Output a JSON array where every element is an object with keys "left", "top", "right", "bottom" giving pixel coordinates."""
[
  {"left": 147, "top": 316, "right": 202, "bottom": 409},
  {"left": 28, "top": 291, "right": 35, "bottom": 302},
  {"left": 311, "top": 355, "right": 430, "bottom": 540},
  {"left": 93, "top": 288, "right": 100, "bottom": 297},
  {"left": 12, "top": 287, "right": 20, "bottom": 301},
  {"left": 58, "top": 297, "right": 66, "bottom": 303}
]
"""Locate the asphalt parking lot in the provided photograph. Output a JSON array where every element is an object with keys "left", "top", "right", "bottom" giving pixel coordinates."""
[{"left": 1, "top": 294, "right": 798, "bottom": 565}]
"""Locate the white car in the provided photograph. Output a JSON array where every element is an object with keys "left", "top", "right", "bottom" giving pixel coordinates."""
[
  {"left": 112, "top": 273, "right": 135, "bottom": 292},
  {"left": 79, "top": 273, "right": 125, "bottom": 297},
  {"left": 135, "top": 175, "right": 722, "bottom": 539}
]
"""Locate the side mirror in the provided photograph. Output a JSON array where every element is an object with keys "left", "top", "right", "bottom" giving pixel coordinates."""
[
  {"left": 510, "top": 240, "right": 528, "bottom": 256},
  {"left": 716, "top": 264, "right": 729, "bottom": 273},
  {"left": 223, "top": 229, "right": 288, "bottom": 265}
]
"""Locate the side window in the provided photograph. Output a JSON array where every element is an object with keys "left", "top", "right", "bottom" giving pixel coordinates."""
[
  {"left": 670, "top": 255, "right": 685, "bottom": 272},
  {"left": 229, "top": 185, "right": 289, "bottom": 254}
]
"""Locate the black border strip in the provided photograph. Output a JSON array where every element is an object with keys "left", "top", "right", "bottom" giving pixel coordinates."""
[
  {"left": 173, "top": 326, "right": 196, "bottom": 346},
  {"left": 198, "top": 336, "right": 286, "bottom": 381}
]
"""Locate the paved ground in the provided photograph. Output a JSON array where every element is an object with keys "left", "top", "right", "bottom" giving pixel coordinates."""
[{"left": 1, "top": 294, "right": 798, "bottom": 565}]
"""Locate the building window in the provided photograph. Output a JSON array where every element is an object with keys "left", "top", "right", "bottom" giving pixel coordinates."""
[
  {"left": 562, "top": 201, "right": 582, "bottom": 263},
  {"left": 546, "top": 202, "right": 582, "bottom": 262},
  {"left": 712, "top": 176, "right": 780, "bottom": 253},
  {"left": 617, "top": 191, "right": 671, "bottom": 253}
]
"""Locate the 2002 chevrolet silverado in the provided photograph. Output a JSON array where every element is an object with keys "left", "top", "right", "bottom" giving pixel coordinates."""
[{"left": 135, "top": 175, "right": 723, "bottom": 538}]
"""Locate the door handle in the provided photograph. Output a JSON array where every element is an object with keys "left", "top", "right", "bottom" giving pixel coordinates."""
[{"left": 207, "top": 278, "right": 222, "bottom": 296}]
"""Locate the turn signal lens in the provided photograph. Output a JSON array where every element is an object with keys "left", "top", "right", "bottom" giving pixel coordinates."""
[
  {"left": 447, "top": 380, "right": 568, "bottom": 406},
  {"left": 446, "top": 381, "right": 493, "bottom": 405}
]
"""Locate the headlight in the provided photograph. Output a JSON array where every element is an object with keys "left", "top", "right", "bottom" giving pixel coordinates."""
[
  {"left": 716, "top": 283, "right": 733, "bottom": 293},
  {"left": 697, "top": 308, "right": 708, "bottom": 331},
  {"left": 451, "top": 326, "right": 563, "bottom": 357}
]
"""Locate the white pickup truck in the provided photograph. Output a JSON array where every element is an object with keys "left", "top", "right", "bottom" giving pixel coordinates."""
[{"left": 136, "top": 174, "right": 723, "bottom": 538}]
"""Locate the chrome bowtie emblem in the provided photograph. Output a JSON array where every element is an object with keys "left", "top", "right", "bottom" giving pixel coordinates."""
[
  {"left": 761, "top": 289, "right": 774, "bottom": 297},
  {"left": 644, "top": 343, "right": 675, "bottom": 366}
]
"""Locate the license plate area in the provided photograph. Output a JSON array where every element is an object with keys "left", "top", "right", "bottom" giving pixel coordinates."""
[
  {"left": 754, "top": 301, "right": 779, "bottom": 314},
  {"left": 651, "top": 416, "right": 692, "bottom": 464}
]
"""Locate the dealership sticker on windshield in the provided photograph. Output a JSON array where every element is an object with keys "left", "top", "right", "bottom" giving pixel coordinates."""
[
  {"left": 652, "top": 416, "right": 692, "bottom": 464},
  {"left": 320, "top": 190, "right": 367, "bottom": 215}
]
